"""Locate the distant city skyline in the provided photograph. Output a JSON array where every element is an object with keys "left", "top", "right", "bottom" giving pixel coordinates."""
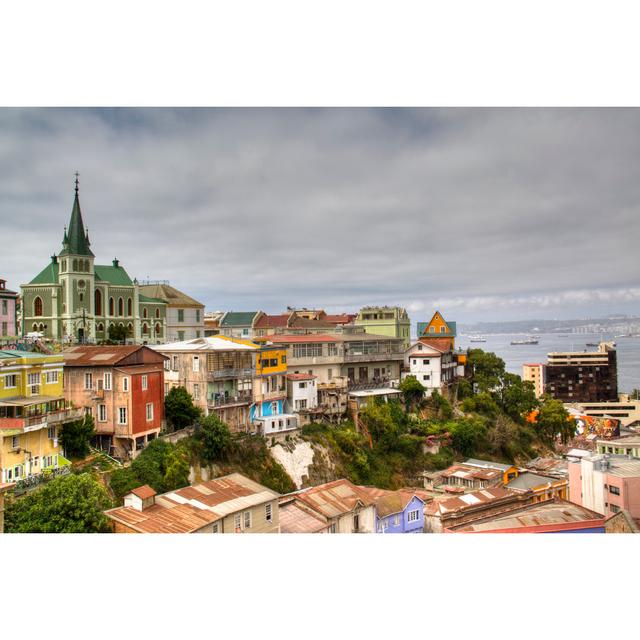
[{"left": 2, "top": 108, "right": 639, "bottom": 322}]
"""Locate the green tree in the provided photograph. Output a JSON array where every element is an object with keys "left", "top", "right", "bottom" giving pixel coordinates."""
[
  {"left": 467, "top": 349, "right": 506, "bottom": 393},
  {"left": 454, "top": 378, "right": 473, "bottom": 400},
  {"left": 165, "top": 386, "right": 202, "bottom": 431},
  {"left": 537, "top": 397, "right": 573, "bottom": 445},
  {"left": 130, "top": 438, "right": 174, "bottom": 492},
  {"left": 109, "top": 467, "right": 140, "bottom": 501},
  {"left": 446, "top": 417, "right": 486, "bottom": 456},
  {"left": 429, "top": 390, "right": 453, "bottom": 420},
  {"left": 461, "top": 392, "right": 500, "bottom": 419},
  {"left": 163, "top": 449, "right": 190, "bottom": 490},
  {"left": 5, "top": 473, "right": 112, "bottom": 533},
  {"left": 195, "top": 414, "right": 232, "bottom": 462},
  {"left": 59, "top": 414, "right": 96, "bottom": 460},
  {"left": 499, "top": 373, "right": 539, "bottom": 423},
  {"left": 398, "top": 375, "right": 425, "bottom": 411},
  {"left": 107, "top": 323, "right": 129, "bottom": 343},
  {"left": 359, "top": 401, "right": 402, "bottom": 450}
]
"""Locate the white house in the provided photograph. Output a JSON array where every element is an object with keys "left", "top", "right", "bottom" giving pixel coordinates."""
[
  {"left": 286, "top": 373, "right": 318, "bottom": 412},
  {"left": 402, "top": 342, "right": 444, "bottom": 395}
]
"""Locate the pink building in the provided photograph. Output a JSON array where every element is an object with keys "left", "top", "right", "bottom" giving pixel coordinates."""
[
  {"left": 568, "top": 454, "right": 640, "bottom": 520},
  {"left": 0, "top": 279, "right": 18, "bottom": 338}
]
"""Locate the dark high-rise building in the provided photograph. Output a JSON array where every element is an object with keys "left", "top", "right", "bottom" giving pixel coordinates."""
[{"left": 544, "top": 342, "right": 618, "bottom": 403}]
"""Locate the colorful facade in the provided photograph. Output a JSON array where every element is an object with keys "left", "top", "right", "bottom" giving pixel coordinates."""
[
  {"left": 0, "top": 279, "right": 18, "bottom": 338},
  {"left": 354, "top": 306, "right": 411, "bottom": 349},
  {"left": 417, "top": 310, "right": 457, "bottom": 351},
  {"left": 0, "top": 350, "right": 79, "bottom": 484},
  {"left": 20, "top": 178, "right": 167, "bottom": 344},
  {"left": 62, "top": 345, "right": 166, "bottom": 458}
]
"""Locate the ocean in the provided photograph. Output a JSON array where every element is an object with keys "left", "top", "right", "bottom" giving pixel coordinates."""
[{"left": 456, "top": 332, "right": 640, "bottom": 394}]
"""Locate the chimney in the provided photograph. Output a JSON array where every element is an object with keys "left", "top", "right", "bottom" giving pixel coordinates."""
[{"left": 113, "top": 258, "right": 119, "bottom": 268}]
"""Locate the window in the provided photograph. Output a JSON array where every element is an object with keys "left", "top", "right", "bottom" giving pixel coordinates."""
[
  {"left": 418, "top": 344, "right": 423, "bottom": 350},
  {"left": 109, "top": 298, "right": 114, "bottom": 316},
  {"left": 353, "top": 514, "right": 360, "bottom": 532},
  {"left": 177, "top": 331, "right": 185, "bottom": 341},
  {"left": 1, "top": 321, "right": 7, "bottom": 336},
  {"left": 127, "top": 298, "right": 132, "bottom": 316},
  {"left": 329, "top": 523, "right": 337, "bottom": 533},
  {"left": 328, "top": 368, "right": 333, "bottom": 380},
  {"left": 172, "top": 356, "right": 178, "bottom": 371},
  {"left": 164, "top": 383, "right": 169, "bottom": 396},
  {"left": 178, "top": 309, "right": 185, "bottom": 322},
  {"left": 34, "top": 296, "right": 43, "bottom": 316},
  {"left": 234, "top": 513, "right": 242, "bottom": 531},
  {"left": 122, "top": 377, "right": 129, "bottom": 392},
  {"left": 281, "top": 355, "right": 287, "bottom": 364},
  {"left": 440, "top": 326, "right": 446, "bottom": 333},
  {"left": 84, "top": 373, "right": 93, "bottom": 390},
  {"left": 98, "top": 404, "right": 107, "bottom": 422},
  {"left": 243, "top": 511, "right": 252, "bottom": 528},
  {"left": 146, "top": 403, "right": 154, "bottom": 421},
  {"left": 118, "top": 298, "right": 124, "bottom": 316},
  {"left": 4, "top": 374, "right": 17, "bottom": 388},
  {"left": 196, "top": 309, "right": 201, "bottom": 322},
  {"left": 103, "top": 372, "right": 112, "bottom": 390},
  {"left": 118, "top": 407, "right": 127, "bottom": 424},
  {"left": 413, "top": 360, "right": 417, "bottom": 365},
  {"left": 429, "top": 326, "right": 435, "bottom": 333},
  {"left": 95, "top": 289, "right": 102, "bottom": 315},
  {"left": 212, "top": 523, "right": 219, "bottom": 533},
  {"left": 45, "top": 371, "right": 59, "bottom": 384},
  {"left": 11, "top": 435, "right": 19, "bottom": 449},
  {"left": 265, "top": 503, "right": 273, "bottom": 522},
  {"left": 143, "top": 307, "right": 148, "bottom": 319},
  {"left": 193, "top": 384, "right": 200, "bottom": 401},
  {"left": 142, "top": 374, "right": 148, "bottom": 390},
  {"left": 609, "top": 485, "right": 621, "bottom": 495},
  {"left": 299, "top": 382, "right": 307, "bottom": 389},
  {"left": 48, "top": 426, "right": 56, "bottom": 439},
  {"left": 610, "top": 504, "right": 620, "bottom": 514},
  {"left": 394, "top": 514, "right": 400, "bottom": 526},
  {"left": 407, "top": 509, "right": 420, "bottom": 523},
  {"left": 271, "top": 401, "right": 278, "bottom": 413},
  {"left": 193, "top": 356, "right": 200, "bottom": 373},
  {"left": 28, "top": 372, "right": 39, "bottom": 386},
  {"left": 295, "top": 399, "right": 307, "bottom": 410},
  {"left": 423, "top": 374, "right": 430, "bottom": 381}
]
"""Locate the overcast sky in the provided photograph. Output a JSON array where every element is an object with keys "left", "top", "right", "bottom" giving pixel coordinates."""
[{"left": 1, "top": 108, "right": 639, "bottom": 323}]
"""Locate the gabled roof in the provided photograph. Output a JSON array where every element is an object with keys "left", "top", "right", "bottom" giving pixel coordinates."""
[
  {"left": 425, "top": 487, "right": 515, "bottom": 516},
  {"left": 129, "top": 485, "right": 157, "bottom": 500},
  {"left": 138, "top": 293, "right": 166, "bottom": 304},
  {"left": 29, "top": 261, "right": 59, "bottom": 285},
  {"left": 62, "top": 345, "right": 166, "bottom": 367},
  {"left": 289, "top": 478, "right": 375, "bottom": 519},
  {"left": 94, "top": 264, "right": 134, "bottom": 286},
  {"left": 221, "top": 311, "right": 260, "bottom": 327},
  {"left": 357, "top": 486, "right": 424, "bottom": 518},
  {"left": 279, "top": 499, "right": 328, "bottom": 533},
  {"left": 417, "top": 311, "right": 457, "bottom": 338},
  {"left": 138, "top": 283, "right": 204, "bottom": 308},
  {"left": 418, "top": 337, "right": 455, "bottom": 352},
  {"left": 254, "top": 313, "right": 291, "bottom": 329},
  {"left": 152, "top": 336, "right": 257, "bottom": 352},
  {"left": 464, "top": 458, "right": 516, "bottom": 472}
]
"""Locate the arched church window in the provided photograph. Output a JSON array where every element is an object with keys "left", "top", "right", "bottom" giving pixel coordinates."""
[
  {"left": 127, "top": 298, "right": 132, "bottom": 316},
  {"left": 118, "top": 298, "right": 124, "bottom": 316},
  {"left": 155, "top": 308, "right": 160, "bottom": 319},
  {"left": 109, "top": 297, "right": 114, "bottom": 316},
  {"left": 61, "top": 259, "right": 66, "bottom": 272},
  {"left": 155, "top": 323, "right": 162, "bottom": 336},
  {"left": 95, "top": 289, "right": 102, "bottom": 316},
  {"left": 34, "top": 296, "right": 43, "bottom": 317},
  {"left": 32, "top": 323, "right": 38, "bottom": 331},
  {"left": 79, "top": 293, "right": 84, "bottom": 302},
  {"left": 143, "top": 307, "right": 148, "bottom": 319},
  {"left": 73, "top": 259, "right": 78, "bottom": 271},
  {"left": 142, "top": 322, "right": 149, "bottom": 335}
]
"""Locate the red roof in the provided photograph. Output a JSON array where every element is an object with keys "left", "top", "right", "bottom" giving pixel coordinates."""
[
  {"left": 254, "top": 314, "right": 291, "bottom": 329},
  {"left": 324, "top": 314, "right": 356, "bottom": 324},
  {"left": 130, "top": 485, "right": 157, "bottom": 500},
  {"left": 257, "top": 334, "right": 340, "bottom": 344},
  {"left": 418, "top": 338, "right": 452, "bottom": 352},
  {"left": 286, "top": 373, "right": 317, "bottom": 381}
]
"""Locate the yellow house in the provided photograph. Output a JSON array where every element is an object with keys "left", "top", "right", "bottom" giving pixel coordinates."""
[
  {"left": 417, "top": 311, "right": 457, "bottom": 351},
  {"left": 0, "top": 350, "right": 79, "bottom": 484},
  {"left": 255, "top": 346, "right": 288, "bottom": 377}
]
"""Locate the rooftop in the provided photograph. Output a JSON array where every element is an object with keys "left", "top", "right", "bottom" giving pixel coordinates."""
[
  {"left": 288, "top": 478, "right": 375, "bottom": 519},
  {"left": 425, "top": 487, "right": 516, "bottom": 516},
  {"left": 220, "top": 311, "right": 260, "bottom": 327},
  {"left": 463, "top": 458, "right": 515, "bottom": 472},
  {"left": 151, "top": 336, "right": 258, "bottom": 352},
  {"left": 279, "top": 499, "right": 328, "bottom": 533},
  {"left": 506, "top": 472, "right": 564, "bottom": 491},
  {"left": 138, "top": 283, "right": 204, "bottom": 308},
  {"left": 439, "top": 464, "right": 502, "bottom": 482},
  {"left": 63, "top": 345, "right": 165, "bottom": 367},
  {"left": 286, "top": 373, "right": 317, "bottom": 381},
  {"left": 357, "top": 487, "right": 423, "bottom": 518},
  {"left": 105, "top": 473, "right": 279, "bottom": 533},
  {"left": 130, "top": 485, "right": 157, "bottom": 500},
  {"left": 449, "top": 499, "right": 605, "bottom": 533}
]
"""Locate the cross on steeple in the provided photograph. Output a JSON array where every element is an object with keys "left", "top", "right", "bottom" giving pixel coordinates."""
[{"left": 74, "top": 171, "right": 80, "bottom": 194}]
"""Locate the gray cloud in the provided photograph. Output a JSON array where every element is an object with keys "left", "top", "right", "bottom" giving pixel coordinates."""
[{"left": 1, "top": 108, "right": 638, "bottom": 322}]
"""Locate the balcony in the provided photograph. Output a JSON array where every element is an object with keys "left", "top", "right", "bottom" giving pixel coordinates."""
[
  {"left": 208, "top": 368, "right": 254, "bottom": 380},
  {"left": 0, "top": 407, "right": 84, "bottom": 432},
  {"left": 258, "top": 388, "right": 287, "bottom": 402},
  {"left": 343, "top": 351, "right": 404, "bottom": 363},
  {"left": 347, "top": 378, "right": 396, "bottom": 392},
  {"left": 208, "top": 392, "right": 253, "bottom": 408}
]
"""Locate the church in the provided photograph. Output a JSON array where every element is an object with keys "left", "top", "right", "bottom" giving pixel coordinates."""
[{"left": 21, "top": 177, "right": 167, "bottom": 344}]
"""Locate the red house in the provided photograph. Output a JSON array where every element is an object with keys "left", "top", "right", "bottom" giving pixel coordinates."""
[{"left": 63, "top": 345, "right": 167, "bottom": 458}]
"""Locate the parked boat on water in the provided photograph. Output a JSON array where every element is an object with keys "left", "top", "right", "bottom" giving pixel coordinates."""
[{"left": 510, "top": 336, "right": 539, "bottom": 345}]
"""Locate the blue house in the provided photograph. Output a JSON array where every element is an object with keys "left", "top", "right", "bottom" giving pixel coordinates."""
[{"left": 361, "top": 488, "right": 425, "bottom": 533}]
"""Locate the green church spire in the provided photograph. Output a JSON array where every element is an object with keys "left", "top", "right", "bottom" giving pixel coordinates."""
[{"left": 60, "top": 172, "right": 94, "bottom": 257}]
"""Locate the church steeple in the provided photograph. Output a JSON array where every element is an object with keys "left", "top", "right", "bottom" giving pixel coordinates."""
[{"left": 59, "top": 172, "right": 94, "bottom": 257}]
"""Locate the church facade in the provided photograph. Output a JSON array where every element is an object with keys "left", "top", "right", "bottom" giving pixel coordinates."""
[{"left": 21, "top": 179, "right": 167, "bottom": 344}]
